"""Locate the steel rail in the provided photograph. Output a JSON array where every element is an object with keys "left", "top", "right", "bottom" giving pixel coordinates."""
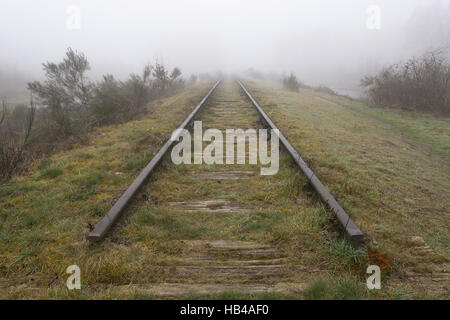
[
  {"left": 87, "top": 80, "right": 221, "bottom": 241},
  {"left": 237, "top": 80, "right": 364, "bottom": 242}
]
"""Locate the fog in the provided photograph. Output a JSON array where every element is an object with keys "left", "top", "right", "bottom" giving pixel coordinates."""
[{"left": 1, "top": 0, "right": 449, "bottom": 99}]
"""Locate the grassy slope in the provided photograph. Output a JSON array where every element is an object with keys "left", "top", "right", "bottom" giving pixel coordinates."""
[
  {"left": 0, "top": 83, "right": 212, "bottom": 298},
  {"left": 311, "top": 91, "right": 450, "bottom": 164},
  {"left": 245, "top": 80, "right": 449, "bottom": 297}
]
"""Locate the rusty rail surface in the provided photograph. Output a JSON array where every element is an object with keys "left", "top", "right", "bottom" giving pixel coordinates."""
[
  {"left": 237, "top": 80, "right": 364, "bottom": 242},
  {"left": 87, "top": 80, "right": 221, "bottom": 241}
]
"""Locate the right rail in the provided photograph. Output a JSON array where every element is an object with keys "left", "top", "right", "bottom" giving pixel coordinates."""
[{"left": 238, "top": 80, "right": 365, "bottom": 243}]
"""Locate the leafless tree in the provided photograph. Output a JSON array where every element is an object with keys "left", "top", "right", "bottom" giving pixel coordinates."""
[{"left": 0, "top": 94, "right": 36, "bottom": 180}]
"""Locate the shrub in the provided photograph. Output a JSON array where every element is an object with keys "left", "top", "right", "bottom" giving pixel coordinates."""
[
  {"left": 282, "top": 73, "right": 303, "bottom": 92},
  {"left": 361, "top": 50, "right": 450, "bottom": 114},
  {"left": 0, "top": 99, "right": 36, "bottom": 180},
  {"left": 90, "top": 75, "right": 126, "bottom": 125},
  {"left": 92, "top": 64, "right": 184, "bottom": 125},
  {"left": 188, "top": 74, "right": 198, "bottom": 85},
  {"left": 28, "top": 48, "right": 94, "bottom": 139},
  {"left": 122, "top": 66, "right": 153, "bottom": 112},
  {"left": 169, "top": 67, "right": 185, "bottom": 91},
  {"left": 315, "top": 86, "right": 336, "bottom": 95},
  {"left": 152, "top": 62, "right": 169, "bottom": 94},
  {"left": 1, "top": 48, "right": 186, "bottom": 182}
]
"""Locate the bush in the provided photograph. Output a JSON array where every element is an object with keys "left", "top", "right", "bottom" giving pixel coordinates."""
[
  {"left": 29, "top": 49, "right": 186, "bottom": 131},
  {"left": 188, "top": 74, "right": 198, "bottom": 85},
  {"left": 315, "top": 86, "right": 336, "bottom": 95},
  {"left": 91, "top": 64, "right": 184, "bottom": 126},
  {"left": 152, "top": 62, "right": 169, "bottom": 94},
  {"left": 0, "top": 99, "right": 35, "bottom": 180},
  {"left": 90, "top": 75, "right": 125, "bottom": 125},
  {"left": 1, "top": 48, "right": 187, "bottom": 181},
  {"left": 28, "top": 48, "right": 93, "bottom": 139},
  {"left": 361, "top": 50, "right": 450, "bottom": 114},
  {"left": 122, "top": 65, "right": 153, "bottom": 112},
  {"left": 282, "top": 73, "right": 304, "bottom": 92},
  {"left": 169, "top": 67, "right": 185, "bottom": 91},
  {"left": 91, "top": 67, "right": 153, "bottom": 126}
]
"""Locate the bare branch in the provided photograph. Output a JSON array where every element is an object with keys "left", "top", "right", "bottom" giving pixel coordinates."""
[
  {"left": 21, "top": 91, "right": 36, "bottom": 148},
  {"left": 0, "top": 99, "right": 6, "bottom": 126}
]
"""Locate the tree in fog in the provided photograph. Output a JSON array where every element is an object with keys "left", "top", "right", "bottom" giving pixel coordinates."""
[
  {"left": 152, "top": 62, "right": 169, "bottom": 94},
  {"left": 28, "top": 48, "right": 93, "bottom": 137},
  {"left": 282, "top": 73, "right": 301, "bottom": 92},
  {"left": 123, "top": 64, "right": 153, "bottom": 113},
  {"left": 169, "top": 67, "right": 184, "bottom": 91},
  {"left": 188, "top": 74, "right": 198, "bottom": 85}
]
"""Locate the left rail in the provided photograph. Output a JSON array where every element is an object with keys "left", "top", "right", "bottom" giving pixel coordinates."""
[{"left": 87, "top": 80, "right": 221, "bottom": 241}]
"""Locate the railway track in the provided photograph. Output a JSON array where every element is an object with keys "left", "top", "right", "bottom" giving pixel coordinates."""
[{"left": 87, "top": 79, "right": 365, "bottom": 297}]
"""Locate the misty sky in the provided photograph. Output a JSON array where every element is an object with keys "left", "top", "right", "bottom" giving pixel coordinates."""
[{"left": 1, "top": 0, "right": 449, "bottom": 91}]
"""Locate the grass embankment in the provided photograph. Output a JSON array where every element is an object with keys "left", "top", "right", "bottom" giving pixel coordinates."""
[
  {"left": 309, "top": 91, "right": 450, "bottom": 164},
  {"left": 245, "top": 80, "right": 449, "bottom": 299},
  {"left": 1, "top": 79, "right": 447, "bottom": 300},
  {"left": 0, "top": 83, "right": 212, "bottom": 298},
  {"left": 0, "top": 80, "right": 370, "bottom": 300}
]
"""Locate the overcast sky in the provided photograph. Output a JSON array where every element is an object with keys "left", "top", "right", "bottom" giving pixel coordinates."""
[{"left": 1, "top": 0, "right": 449, "bottom": 90}]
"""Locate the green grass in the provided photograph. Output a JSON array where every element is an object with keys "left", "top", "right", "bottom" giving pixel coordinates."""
[
  {"left": 303, "top": 277, "right": 368, "bottom": 300},
  {"left": 39, "top": 166, "right": 64, "bottom": 179},
  {"left": 326, "top": 238, "right": 366, "bottom": 271},
  {"left": 303, "top": 278, "right": 329, "bottom": 300},
  {"left": 132, "top": 291, "right": 157, "bottom": 300},
  {"left": 74, "top": 151, "right": 95, "bottom": 160},
  {"left": 123, "top": 154, "right": 151, "bottom": 171},
  {"left": 310, "top": 89, "right": 450, "bottom": 163}
]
